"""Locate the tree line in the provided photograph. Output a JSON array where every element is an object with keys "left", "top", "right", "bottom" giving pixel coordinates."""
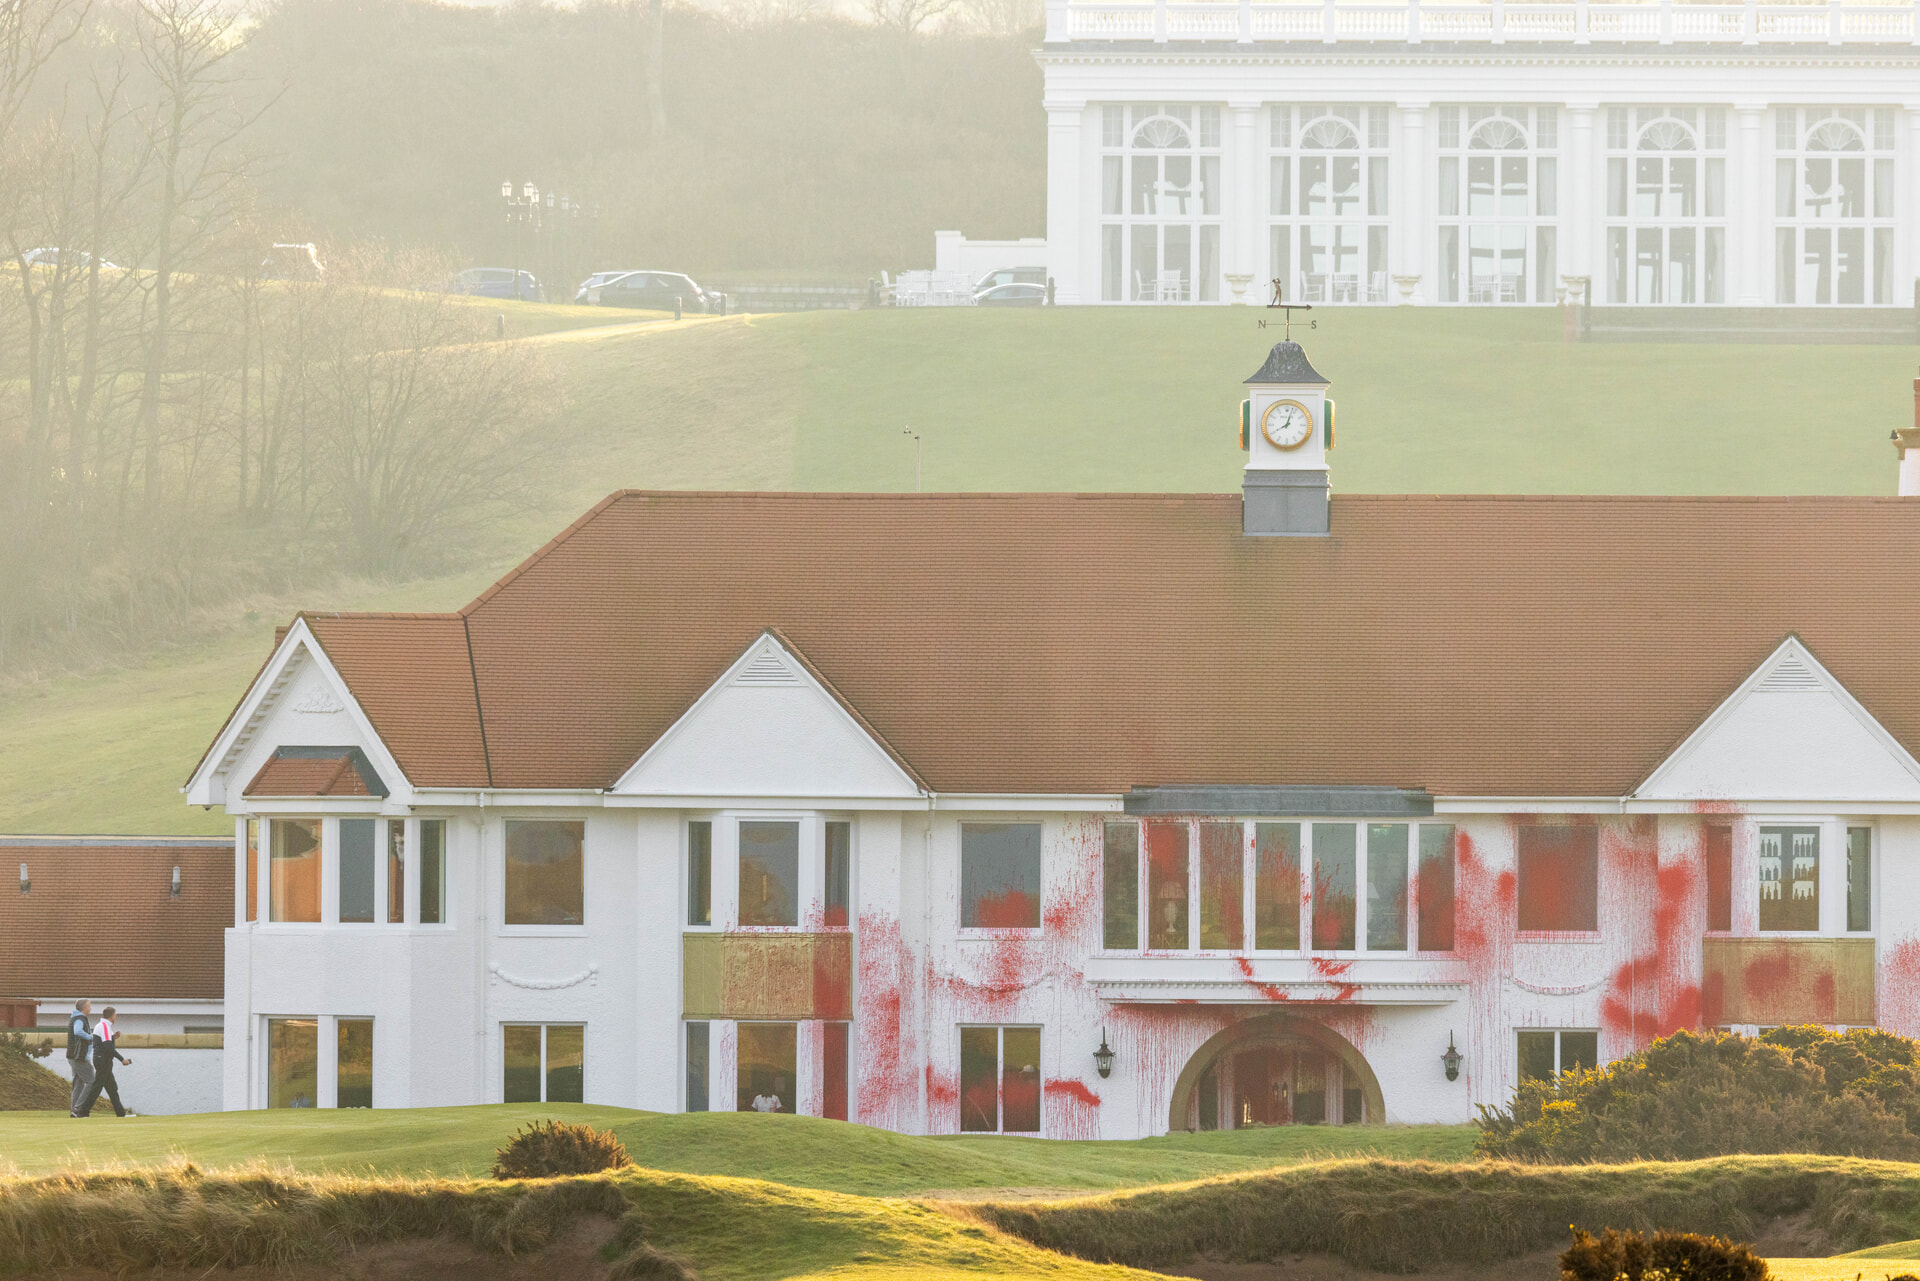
[{"left": 0, "top": 0, "right": 557, "bottom": 675}]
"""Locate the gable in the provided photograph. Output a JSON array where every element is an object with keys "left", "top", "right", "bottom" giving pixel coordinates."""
[
  {"left": 1636, "top": 638, "right": 1920, "bottom": 803},
  {"left": 185, "top": 623, "right": 412, "bottom": 808},
  {"left": 613, "top": 632, "right": 923, "bottom": 801}
]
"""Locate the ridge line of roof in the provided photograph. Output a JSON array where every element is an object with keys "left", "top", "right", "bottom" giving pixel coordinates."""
[
  {"left": 500, "top": 489, "right": 1905, "bottom": 505},
  {"left": 463, "top": 490, "right": 630, "bottom": 617},
  {"left": 463, "top": 614, "right": 495, "bottom": 788},
  {"left": 765, "top": 625, "right": 932, "bottom": 794}
]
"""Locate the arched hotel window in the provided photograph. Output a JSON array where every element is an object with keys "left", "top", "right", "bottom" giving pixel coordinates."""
[
  {"left": 1435, "top": 106, "right": 1559, "bottom": 304},
  {"left": 1099, "top": 103, "right": 1222, "bottom": 304},
  {"left": 1268, "top": 104, "right": 1389, "bottom": 305},
  {"left": 1774, "top": 107, "right": 1896, "bottom": 305},
  {"left": 1606, "top": 108, "right": 1727, "bottom": 305}
]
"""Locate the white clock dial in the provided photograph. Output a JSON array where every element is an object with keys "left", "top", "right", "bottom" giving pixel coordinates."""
[{"left": 1261, "top": 400, "right": 1314, "bottom": 450}]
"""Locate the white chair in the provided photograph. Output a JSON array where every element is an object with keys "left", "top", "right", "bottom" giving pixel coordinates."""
[
  {"left": 1299, "top": 274, "right": 1326, "bottom": 303},
  {"left": 1330, "top": 272, "right": 1358, "bottom": 303},
  {"left": 1159, "top": 272, "right": 1187, "bottom": 302},
  {"left": 1498, "top": 274, "right": 1522, "bottom": 303},
  {"left": 1367, "top": 271, "right": 1389, "bottom": 303}
]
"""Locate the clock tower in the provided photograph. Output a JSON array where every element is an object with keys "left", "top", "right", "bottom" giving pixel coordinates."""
[{"left": 1241, "top": 340, "right": 1332, "bottom": 536}]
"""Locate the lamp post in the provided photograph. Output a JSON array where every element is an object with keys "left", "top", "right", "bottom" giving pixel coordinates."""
[{"left": 501, "top": 180, "right": 541, "bottom": 302}]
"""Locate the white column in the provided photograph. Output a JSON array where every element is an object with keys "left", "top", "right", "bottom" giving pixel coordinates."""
[
  {"left": 1045, "top": 96, "right": 1088, "bottom": 305},
  {"left": 1907, "top": 106, "right": 1920, "bottom": 307},
  {"left": 1231, "top": 99, "right": 1261, "bottom": 304},
  {"left": 1736, "top": 103, "right": 1767, "bottom": 305},
  {"left": 1567, "top": 102, "right": 1597, "bottom": 297},
  {"left": 1395, "top": 101, "right": 1428, "bottom": 303},
  {"left": 318, "top": 1014, "right": 339, "bottom": 1109},
  {"left": 234, "top": 816, "right": 249, "bottom": 926}
]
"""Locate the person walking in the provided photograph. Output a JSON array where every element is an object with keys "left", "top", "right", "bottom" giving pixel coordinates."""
[
  {"left": 77, "top": 1006, "right": 132, "bottom": 1118},
  {"left": 65, "top": 999, "right": 97, "bottom": 1118}
]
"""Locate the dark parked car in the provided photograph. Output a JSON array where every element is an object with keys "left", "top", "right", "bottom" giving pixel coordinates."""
[
  {"left": 448, "top": 267, "right": 541, "bottom": 301},
  {"left": 973, "top": 265, "right": 1045, "bottom": 295},
  {"left": 592, "top": 270, "right": 716, "bottom": 312},
  {"left": 975, "top": 282, "right": 1047, "bottom": 308}
]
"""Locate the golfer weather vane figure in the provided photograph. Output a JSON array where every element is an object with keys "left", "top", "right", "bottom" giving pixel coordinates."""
[{"left": 1267, "top": 279, "right": 1312, "bottom": 340}]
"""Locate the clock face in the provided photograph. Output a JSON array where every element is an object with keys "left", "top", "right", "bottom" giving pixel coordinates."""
[{"left": 1261, "top": 399, "right": 1314, "bottom": 451}]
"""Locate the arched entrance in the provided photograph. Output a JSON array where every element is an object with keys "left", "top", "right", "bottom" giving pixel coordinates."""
[{"left": 1166, "top": 1014, "right": 1385, "bottom": 1132}]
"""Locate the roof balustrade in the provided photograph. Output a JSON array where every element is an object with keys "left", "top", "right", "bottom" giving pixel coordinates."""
[{"left": 1046, "top": 0, "right": 1920, "bottom": 44}]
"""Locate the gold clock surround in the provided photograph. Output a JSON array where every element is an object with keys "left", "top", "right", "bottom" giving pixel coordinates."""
[{"left": 1260, "top": 398, "right": 1316, "bottom": 451}]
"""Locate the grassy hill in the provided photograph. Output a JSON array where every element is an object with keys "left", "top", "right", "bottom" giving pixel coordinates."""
[
  {"left": 0, "top": 1105, "right": 1474, "bottom": 1190},
  {"left": 3, "top": 304, "right": 1915, "bottom": 836},
  {"left": 4, "top": 1112, "right": 1920, "bottom": 1279}
]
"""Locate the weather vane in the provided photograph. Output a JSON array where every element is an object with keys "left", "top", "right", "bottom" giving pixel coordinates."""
[{"left": 1266, "top": 279, "right": 1312, "bottom": 340}]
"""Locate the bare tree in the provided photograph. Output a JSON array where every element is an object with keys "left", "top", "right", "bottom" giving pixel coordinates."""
[
  {"left": 863, "top": 0, "right": 957, "bottom": 34},
  {"left": 128, "top": 0, "right": 256, "bottom": 517},
  {"left": 955, "top": 0, "right": 1040, "bottom": 36}
]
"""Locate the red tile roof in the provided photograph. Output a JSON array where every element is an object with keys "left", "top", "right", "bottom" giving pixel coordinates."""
[
  {"left": 0, "top": 840, "right": 231, "bottom": 1000},
  {"left": 243, "top": 748, "right": 386, "bottom": 797},
  {"left": 243, "top": 491, "right": 1920, "bottom": 798}
]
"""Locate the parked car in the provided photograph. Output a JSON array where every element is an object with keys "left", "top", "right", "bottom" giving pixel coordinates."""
[
  {"left": 20, "top": 247, "right": 121, "bottom": 270},
  {"left": 261, "top": 243, "right": 324, "bottom": 280},
  {"left": 973, "top": 265, "right": 1045, "bottom": 295},
  {"left": 590, "top": 270, "right": 716, "bottom": 312},
  {"left": 574, "top": 270, "right": 641, "bottom": 303},
  {"left": 447, "top": 267, "right": 541, "bottom": 301},
  {"left": 975, "top": 282, "right": 1047, "bottom": 308}
]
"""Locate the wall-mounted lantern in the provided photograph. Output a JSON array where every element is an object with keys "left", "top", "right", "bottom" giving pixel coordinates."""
[
  {"left": 1093, "top": 1029, "right": 1115, "bottom": 1080},
  {"left": 18, "top": 863, "right": 27, "bottom": 895},
  {"left": 1442, "top": 1031, "right": 1463, "bottom": 1082},
  {"left": 170, "top": 866, "right": 181, "bottom": 898}
]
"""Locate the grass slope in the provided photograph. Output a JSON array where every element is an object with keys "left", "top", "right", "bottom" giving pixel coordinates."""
[
  {"left": 0, "top": 1106, "right": 1474, "bottom": 1193},
  {"left": 4, "top": 307, "right": 1916, "bottom": 835},
  {"left": 974, "top": 1154, "right": 1920, "bottom": 1273},
  {"left": 0, "top": 1055, "right": 69, "bottom": 1112}
]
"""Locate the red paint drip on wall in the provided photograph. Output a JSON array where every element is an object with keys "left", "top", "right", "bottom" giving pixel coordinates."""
[
  {"left": 1880, "top": 938, "right": 1920, "bottom": 1036},
  {"left": 1308, "top": 955, "right": 1360, "bottom": 1003},
  {"left": 1233, "top": 955, "right": 1290, "bottom": 1002},
  {"left": 855, "top": 910, "right": 914, "bottom": 1128},
  {"left": 1044, "top": 1077, "right": 1103, "bottom": 1140}
]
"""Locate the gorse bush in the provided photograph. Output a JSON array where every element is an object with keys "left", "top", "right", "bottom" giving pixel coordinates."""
[
  {"left": 492, "top": 1120, "right": 635, "bottom": 1179},
  {"left": 1476, "top": 1027, "right": 1920, "bottom": 1163},
  {"left": 1558, "top": 1227, "right": 1768, "bottom": 1281}
]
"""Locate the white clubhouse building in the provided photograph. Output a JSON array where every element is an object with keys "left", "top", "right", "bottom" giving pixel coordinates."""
[
  {"left": 1030, "top": 0, "right": 1920, "bottom": 305},
  {"left": 188, "top": 346, "right": 1920, "bottom": 1136}
]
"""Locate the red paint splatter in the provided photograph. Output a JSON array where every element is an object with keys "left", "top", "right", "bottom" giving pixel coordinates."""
[
  {"left": 812, "top": 938, "right": 852, "bottom": 1021},
  {"left": 1044, "top": 1077, "right": 1102, "bottom": 1140},
  {"left": 970, "top": 890, "right": 1038, "bottom": 929},
  {"left": 1233, "top": 955, "right": 1290, "bottom": 1002},
  {"left": 1880, "top": 938, "right": 1920, "bottom": 1036},
  {"left": 856, "top": 910, "right": 915, "bottom": 1129},
  {"left": 1309, "top": 955, "right": 1360, "bottom": 1003}
]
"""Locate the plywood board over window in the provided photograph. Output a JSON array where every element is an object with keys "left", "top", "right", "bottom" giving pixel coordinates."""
[{"left": 1703, "top": 937, "right": 1874, "bottom": 1026}]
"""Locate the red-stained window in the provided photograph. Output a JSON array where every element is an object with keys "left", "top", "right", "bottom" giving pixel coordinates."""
[
  {"left": 960, "top": 823, "right": 1041, "bottom": 929},
  {"left": 1254, "top": 822, "right": 1302, "bottom": 950},
  {"left": 1311, "top": 823, "right": 1356, "bottom": 950},
  {"left": 1704, "top": 824, "right": 1732, "bottom": 932},
  {"left": 1417, "top": 825, "right": 1455, "bottom": 951},
  {"left": 959, "top": 1025, "right": 1041, "bottom": 1133},
  {"left": 1103, "top": 822, "right": 1140, "bottom": 950},
  {"left": 823, "top": 1021, "right": 849, "bottom": 1121},
  {"left": 824, "top": 821, "right": 851, "bottom": 929},
  {"left": 1516, "top": 825, "right": 1598, "bottom": 932},
  {"left": 1145, "top": 822, "right": 1191, "bottom": 949},
  {"left": 1199, "top": 822, "right": 1244, "bottom": 949}
]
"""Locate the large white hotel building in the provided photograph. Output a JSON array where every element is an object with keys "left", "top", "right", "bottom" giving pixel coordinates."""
[{"left": 1032, "top": 0, "right": 1920, "bottom": 305}]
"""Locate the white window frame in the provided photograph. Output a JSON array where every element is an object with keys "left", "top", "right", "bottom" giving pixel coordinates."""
[
  {"left": 957, "top": 1023, "right": 1044, "bottom": 1135},
  {"left": 500, "top": 1021, "right": 587, "bottom": 1104},
  {"left": 1772, "top": 106, "right": 1898, "bottom": 306},
  {"left": 1269, "top": 103, "right": 1393, "bottom": 306},
  {"left": 1515, "top": 1027, "right": 1600, "bottom": 1083},
  {"left": 498, "top": 815, "right": 589, "bottom": 936},
  {"left": 1101, "top": 816, "right": 1457, "bottom": 957},
  {"left": 1098, "top": 102, "right": 1224, "bottom": 304},
  {"left": 1435, "top": 104, "right": 1561, "bottom": 305},
  {"left": 1605, "top": 106, "right": 1729, "bottom": 305}
]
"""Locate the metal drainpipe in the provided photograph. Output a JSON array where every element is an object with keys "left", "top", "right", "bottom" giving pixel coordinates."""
[
  {"left": 922, "top": 788, "right": 936, "bottom": 1136},
  {"left": 476, "top": 791, "right": 490, "bottom": 1102}
]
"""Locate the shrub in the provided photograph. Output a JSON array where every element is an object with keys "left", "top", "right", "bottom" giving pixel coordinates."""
[
  {"left": 0, "top": 1031, "right": 52, "bottom": 1061},
  {"left": 491, "top": 1120, "right": 633, "bottom": 1180},
  {"left": 1559, "top": 1227, "right": 1768, "bottom": 1281},
  {"left": 1476, "top": 1027, "right": 1920, "bottom": 1163}
]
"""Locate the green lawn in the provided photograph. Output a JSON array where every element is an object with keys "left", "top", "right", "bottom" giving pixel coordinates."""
[
  {"left": 0, "top": 1104, "right": 1475, "bottom": 1194},
  {"left": 3, "top": 305, "right": 1915, "bottom": 835}
]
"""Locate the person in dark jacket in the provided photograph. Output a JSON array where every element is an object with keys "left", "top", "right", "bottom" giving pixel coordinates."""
[
  {"left": 76, "top": 1006, "right": 132, "bottom": 1118},
  {"left": 66, "top": 999, "right": 97, "bottom": 1118}
]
